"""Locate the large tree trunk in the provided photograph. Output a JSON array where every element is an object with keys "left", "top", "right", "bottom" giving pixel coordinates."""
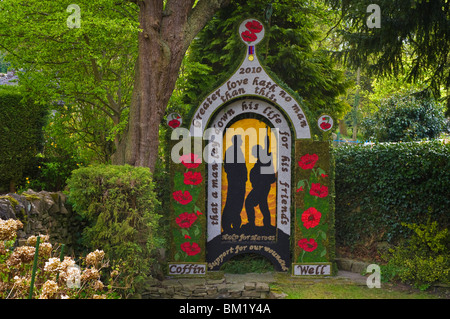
[{"left": 112, "top": 0, "right": 230, "bottom": 171}]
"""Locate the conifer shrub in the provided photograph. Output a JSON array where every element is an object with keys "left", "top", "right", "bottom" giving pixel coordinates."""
[{"left": 67, "top": 164, "right": 163, "bottom": 292}]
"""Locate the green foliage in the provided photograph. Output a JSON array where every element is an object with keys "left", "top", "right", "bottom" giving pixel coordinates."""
[
  {"left": 382, "top": 220, "right": 450, "bottom": 290},
  {"left": 334, "top": 140, "right": 450, "bottom": 245},
  {"left": 361, "top": 93, "right": 447, "bottom": 142},
  {"left": 327, "top": 0, "right": 450, "bottom": 114},
  {"left": 0, "top": 86, "right": 47, "bottom": 192},
  {"left": 220, "top": 254, "right": 274, "bottom": 274},
  {"left": 0, "top": 0, "right": 139, "bottom": 159},
  {"left": 66, "top": 165, "right": 163, "bottom": 291},
  {"left": 0, "top": 52, "right": 10, "bottom": 73},
  {"left": 25, "top": 144, "right": 86, "bottom": 192}
]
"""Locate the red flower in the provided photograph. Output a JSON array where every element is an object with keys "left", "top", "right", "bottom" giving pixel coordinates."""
[
  {"left": 296, "top": 186, "right": 304, "bottom": 192},
  {"left": 183, "top": 171, "right": 202, "bottom": 185},
  {"left": 184, "top": 234, "right": 191, "bottom": 239},
  {"left": 245, "top": 20, "right": 263, "bottom": 33},
  {"left": 298, "top": 153, "right": 319, "bottom": 169},
  {"left": 168, "top": 119, "right": 181, "bottom": 128},
  {"left": 320, "top": 122, "right": 331, "bottom": 130},
  {"left": 173, "top": 190, "right": 192, "bottom": 205},
  {"left": 196, "top": 210, "right": 203, "bottom": 216},
  {"left": 180, "top": 242, "right": 201, "bottom": 256},
  {"left": 241, "top": 30, "right": 257, "bottom": 42},
  {"left": 179, "top": 153, "right": 201, "bottom": 169},
  {"left": 309, "top": 183, "right": 328, "bottom": 198},
  {"left": 321, "top": 173, "right": 328, "bottom": 178},
  {"left": 298, "top": 238, "right": 318, "bottom": 252},
  {"left": 301, "top": 207, "right": 322, "bottom": 229},
  {"left": 175, "top": 212, "right": 197, "bottom": 228}
]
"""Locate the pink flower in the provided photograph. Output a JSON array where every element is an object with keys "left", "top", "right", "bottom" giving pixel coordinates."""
[{"left": 179, "top": 153, "right": 201, "bottom": 169}]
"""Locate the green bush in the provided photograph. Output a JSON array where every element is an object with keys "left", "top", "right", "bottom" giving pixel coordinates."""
[
  {"left": 382, "top": 220, "right": 450, "bottom": 290},
  {"left": 26, "top": 143, "right": 86, "bottom": 192},
  {"left": 0, "top": 86, "right": 46, "bottom": 192},
  {"left": 361, "top": 93, "right": 447, "bottom": 142},
  {"left": 334, "top": 140, "right": 450, "bottom": 245},
  {"left": 67, "top": 164, "right": 163, "bottom": 292}
]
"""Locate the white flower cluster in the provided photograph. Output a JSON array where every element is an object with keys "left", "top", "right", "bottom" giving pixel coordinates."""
[{"left": 0, "top": 219, "right": 23, "bottom": 241}]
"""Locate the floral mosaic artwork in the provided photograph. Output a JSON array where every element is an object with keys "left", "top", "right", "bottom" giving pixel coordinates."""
[
  {"left": 317, "top": 115, "right": 333, "bottom": 132},
  {"left": 240, "top": 19, "right": 263, "bottom": 43},
  {"left": 295, "top": 141, "right": 332, "bottom": 264},
  {"left": 171, "top": 153, "right": 205, "bottom": 262}
]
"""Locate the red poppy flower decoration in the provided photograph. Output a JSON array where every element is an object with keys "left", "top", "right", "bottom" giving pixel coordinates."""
[
  {"left": 167, "top": 113, "right": 182, "bottom": 128},
  {"left": 320, "top": 122, "right": 331, "bottom": 130},
  {"left": 173, "top": 190, "right": 192, "bottom": 205},
  {"left": 301, "top": 207, "right": 322, "bottom": 229},
  {"left": 245, "top": 20, "right": 263, "bottom": 33},
  {"left": 309, "top": 183, "right": 328, "bottom": 198},
  {"left": 175, "top": 212, "right": 197, "bottom": 228},
  {"left": 183, "top": 171, "right": 202, "bottom": 185},
  {"left": 241, "top": 20, "right": 263, "bottom": 43},
  {"left": 318, "top": 115, "right": 333, "bottom": 131},
  {"left": 180, "top": 242, "right": 201, "bottom": 256},
  {"left": 298, "top": 153, "right": 319, "bottom": 169},
  {"left": 241, "top": 30, "right": 257, "bottom": 42},
  {"left": 298, "top": 238, "right": 318, "bottom": 252},
  {"left": 168, "top": 118, "right": 181, "bottom": 128}
]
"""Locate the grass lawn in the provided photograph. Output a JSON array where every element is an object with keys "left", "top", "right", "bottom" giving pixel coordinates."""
[{"left": 271, "top": 273, "right": 442, "bottom": 299}]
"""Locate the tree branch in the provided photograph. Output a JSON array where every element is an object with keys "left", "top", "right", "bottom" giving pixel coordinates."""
[{"left": 183, "top": 0, "right": 231, "bottom": 51}]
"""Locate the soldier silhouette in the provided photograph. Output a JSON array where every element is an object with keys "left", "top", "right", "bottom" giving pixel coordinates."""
[
  {"left": 244, "top": 142, "right": 276, "bottom": 233},
  {"left": 221, "top": 135, "right": 247, "bottom": 234}
]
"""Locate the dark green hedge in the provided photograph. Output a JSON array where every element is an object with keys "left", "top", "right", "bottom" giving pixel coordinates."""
[
  {"left": 0, "top": 86, "right": 46, "bottom": 192},
  {"left": 334, "top": 140, "right": 450, "bottom": 245}
]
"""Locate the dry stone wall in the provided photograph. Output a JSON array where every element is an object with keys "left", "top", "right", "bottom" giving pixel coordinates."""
[
  {"left": 0, "top": 189, "right": 83, "bottom": 253},
  {"left": 140, "top": 273, "right": 286, "bottom": 299}
]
